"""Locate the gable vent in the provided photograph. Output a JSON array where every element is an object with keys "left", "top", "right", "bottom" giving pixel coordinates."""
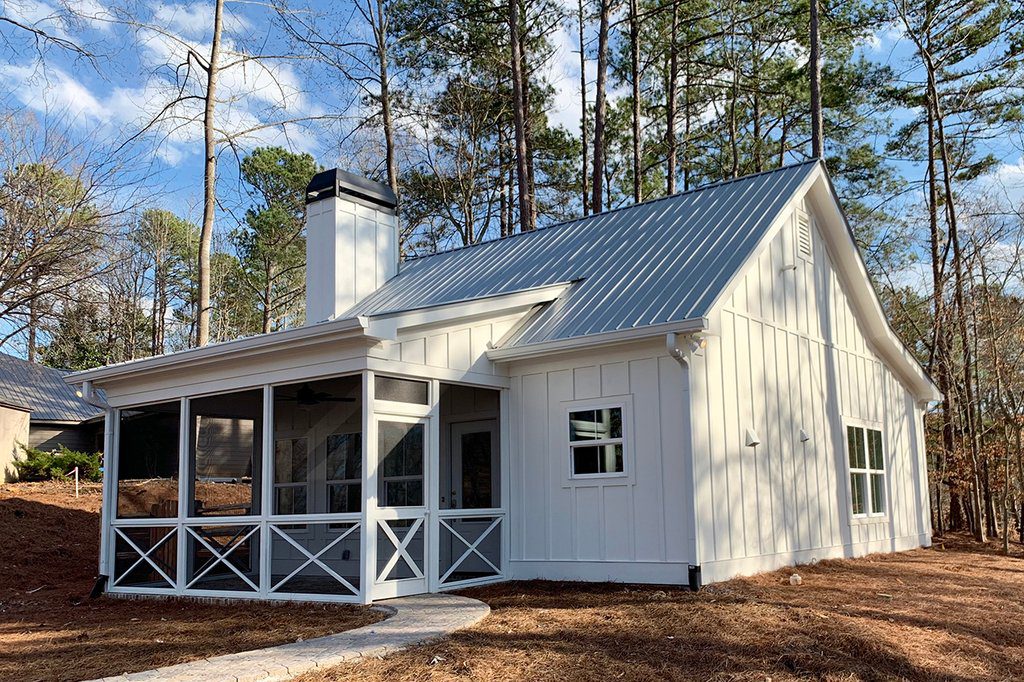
[{"left": 796, "top": 211, "right": 813, "bottom": 261}]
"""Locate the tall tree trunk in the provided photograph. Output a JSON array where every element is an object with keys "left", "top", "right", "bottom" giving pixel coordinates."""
[
  {"left": 628, "top": 0, "right": 641, "bottom": 203},
  {"left": 27, "top": 294, "right": 37, "bottom": 363},
  {"left": 809, "top": 0, "right": 823, "bottom": 158},
  {"left": 665, "top": 0, "right": 679, "bottom": 196},
  {"left": 197, "top": 0, "right": 225, "bottom": 347},
  {"left": 682, "top": 39, "right": 691, "bottom": 191},
  {"left": 578, "top": 0, "right": 589, "bottom": 215},
  {"left": 925, "top": 42, "right": 985, "bottom": 541},
  {"left": 373, "top": 0, "right": 398, "bottom": 202},
  {"left": 519, "top": 27, "right": 537, "bottom": 230},
  {"left": 509, "top": 0, "right": 533, "bottom": 233},
  {"left": 590, "top": 0, "right": 611, "bottom": 213}
]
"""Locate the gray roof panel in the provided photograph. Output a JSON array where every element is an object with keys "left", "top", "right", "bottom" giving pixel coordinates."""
[
  {"left": 347, "top": 160, "right": 819, "bottom": 345},
  {"left": 0, "top": 353, "right": 103, "bottom": 422}
]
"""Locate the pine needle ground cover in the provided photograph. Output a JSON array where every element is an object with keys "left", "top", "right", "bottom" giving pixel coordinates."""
[
  {"left": 301, "top": 537, "right": 1024, "bottom": 681},
  {"left": 0, "top": 482, "right": 383, "bottom": 682}
]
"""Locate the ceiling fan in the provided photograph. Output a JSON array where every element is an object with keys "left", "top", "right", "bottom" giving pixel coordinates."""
[{"left": 277, "top": 383, "right": 356, "bottom": 406}]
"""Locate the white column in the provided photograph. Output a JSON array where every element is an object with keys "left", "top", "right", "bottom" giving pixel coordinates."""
[
  {"left": 99, "top": 408, "right": 117, "bottom": 581},
  {"left": 175, "top": 397, "right": 189, "bottom": 593},
  {"left": 359, "top": 370, "right": 377, "bottom": 604},
  {"left": 499, "top": 387, "right": 511, "bottom": 580},
  {"left": 259, "top": 385, "right": 274, "bottom": 597},
  {"left": 427, "top": 379, "right": 441, "bottom": 592}
]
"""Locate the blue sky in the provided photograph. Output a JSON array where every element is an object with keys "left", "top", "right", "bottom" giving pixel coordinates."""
[
  {"left": 0, "top": 0, "right": 1021, "bottom": 287},
  {"left": 1, "top": 0, "right": 1021, "bottom": 223}
]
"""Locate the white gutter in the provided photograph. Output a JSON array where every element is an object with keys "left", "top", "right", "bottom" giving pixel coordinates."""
[
  {"left": 76, "top": 380, "right": 110, "bottom": 410},
  {"left": 65, "top": 315, "right": 373, "bottom": 385},
  {"left": 488, "top": 317, "right": 709, "bottom": 362}
]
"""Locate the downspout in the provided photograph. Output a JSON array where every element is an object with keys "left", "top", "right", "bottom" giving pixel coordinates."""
[
  {"left": 666, "top": 332, "right": 706, "bottom": 590},
  {"left": 76, "top": 380, "right": 112, "bottom": 596},
  {"left": 77, "top": 380, "right": 110, "bottom": 410}
]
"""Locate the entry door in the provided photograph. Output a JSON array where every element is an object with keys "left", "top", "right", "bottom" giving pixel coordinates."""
[
  {"left": 449, "top": 420, "right": 499, "bottom": 510},
  {"left": 372, "top": 416, "right": 429, "bottom": 599}
]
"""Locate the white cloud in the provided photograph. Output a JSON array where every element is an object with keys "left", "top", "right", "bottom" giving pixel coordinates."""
[
  {"left": 150, "top": 3, "right": 251, "bottom": 40},
  {"left": 0, "top": 61, "right": 110, "bottom": 121}
]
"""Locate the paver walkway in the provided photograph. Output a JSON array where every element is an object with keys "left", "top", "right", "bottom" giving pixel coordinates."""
[{"left": 87, "top": 593, "right": 489, "bottom": 682}]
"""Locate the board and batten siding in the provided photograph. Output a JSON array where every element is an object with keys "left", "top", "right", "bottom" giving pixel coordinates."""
[
  {"left": 506, "top": 341, "right": 695, "bottom": 583},
  {"left": 371, "top": 313, "right": 524, "bottom": 379},
  {"left": 692, "top": 200, "right": 931, "bottom": 582}
]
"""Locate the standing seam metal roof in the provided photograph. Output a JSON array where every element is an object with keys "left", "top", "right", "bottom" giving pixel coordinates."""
[
  {"left": 0, "top": 353, "right": 103, "bottom": 422},
  {"left": 345, "top": 160, "right": 820, "bottom": 345}
]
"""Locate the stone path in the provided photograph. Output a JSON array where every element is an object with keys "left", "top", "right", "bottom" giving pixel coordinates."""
[{"left": 87, "top": 593, "right": 490, "bottom": 682}]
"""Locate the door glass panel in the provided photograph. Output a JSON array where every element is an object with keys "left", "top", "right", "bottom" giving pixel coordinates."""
[
  {"left": 378, "top": 421, "right": 424, "bottom": 507},
  {"left": 461, "top": 431, "right": 494, "bottom": 508}
]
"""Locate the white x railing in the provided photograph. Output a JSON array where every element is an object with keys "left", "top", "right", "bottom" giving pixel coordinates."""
[
  {"left": 439, "top": 515, "right": 502, "bottom": 585},
  {"left": 269, "top": 522, "right": 360, "bottom": 595},
  {"left": 113, "top": 527, "right": 176, "bottom": 588},
  {"left": 185, "top": 525, "right": 260, "bottom": 591},
  {"left": 377, "top": 517, "right": 425, "bottom": 581}
]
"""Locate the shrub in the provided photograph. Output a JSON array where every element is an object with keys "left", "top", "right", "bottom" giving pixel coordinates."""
[{"left": 13, "top": 444, "right": 103, "bottom": 482}]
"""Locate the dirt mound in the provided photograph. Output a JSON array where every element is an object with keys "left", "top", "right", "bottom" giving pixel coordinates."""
[
  {"left": 116, "top": 479, "right": 256, "bottom": 517},
  {"left": 0, "top": 482, "right": 380, "bottom": 682}
]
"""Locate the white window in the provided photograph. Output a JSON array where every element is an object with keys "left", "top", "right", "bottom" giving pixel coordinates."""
[
  {"left": 569, "top": 405, "right": 625, "bottom": 477},
  {"left": 846, "top": 424, "right": 886, "bottom": 517}
]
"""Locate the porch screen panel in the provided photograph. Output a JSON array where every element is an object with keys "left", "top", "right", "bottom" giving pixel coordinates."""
[
  {"left": 273, "top": 375, "right": 362, "bottom": 515},
  {"left": 378, "top": 421, "right": 424, "bottom": 507},
  {"left": 187, "top": 389, "right": 263, "bottom": 517},
  {"left": 116, "top": 401, "right": 181, "bottom": 519}
]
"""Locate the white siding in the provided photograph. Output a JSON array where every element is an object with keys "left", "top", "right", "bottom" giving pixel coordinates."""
[
  {"left": 506, "top": 342, "right": 694, "bottom": 583},
  {"left": 370, "top": 313, "right": 523, "bottom": 377},
  {"left": 695, "top": 200, "right": 931, "bottom": 582}
]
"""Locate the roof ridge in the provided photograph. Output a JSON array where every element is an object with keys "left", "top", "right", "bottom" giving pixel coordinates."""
[{"left": 403, "top": 159, "right": 822, "bottom": 265}]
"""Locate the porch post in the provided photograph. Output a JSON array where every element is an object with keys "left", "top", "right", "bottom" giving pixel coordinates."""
[
  {"left": 426, "top": 379, "right": 441, "bottom": 592},
  {"left": 359, "top": 370, "right": 377, "bottom": 604},
  {"left": 499, "top": 387, "right": 511, "bottom": 580},
  {"left": 175, "top": 397, "right": 188, "bottom": 593},
  {"left": 99, "top": 408, "right": 116, "bottom": 581},
  {"left": 259, "top": 385, "right": 274, "bottom": 597}
]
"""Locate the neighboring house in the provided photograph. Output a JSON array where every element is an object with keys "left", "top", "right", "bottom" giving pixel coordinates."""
[
  {"left": 67, "top": 160, "right": 939, "bottom": 605},
  {"left": 0, "top": 399, "right": 31, "bottom": 482},
  {"left": 0, "top": 353, "right": 104, "bottom": 478}
]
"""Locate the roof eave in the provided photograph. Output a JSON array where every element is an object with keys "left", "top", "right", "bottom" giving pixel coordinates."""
[
  {"left": 65, "top": 316, "right": 373, "bottom": 386},
  {"left": 488, "top": 317, "right": 709, "bottom": 362}
]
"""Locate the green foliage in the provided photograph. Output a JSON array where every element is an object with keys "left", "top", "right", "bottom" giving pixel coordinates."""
[
  {"left": 13, "top": 444, "right": 102, "bottom": 482},
  {"left": 231, "top": 147, "right": 319, "bottom": 332}
]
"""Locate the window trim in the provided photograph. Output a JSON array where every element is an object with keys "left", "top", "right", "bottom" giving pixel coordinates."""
[
  {"left": 563, "top": 397, "right": 632, "bottom": 482},
  {"left": 844, "top": 421, "right": 887, "bottom": 521}
]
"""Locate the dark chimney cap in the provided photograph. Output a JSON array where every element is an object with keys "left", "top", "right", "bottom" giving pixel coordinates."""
[{"left": 305, "top": 169, "right": 397, "bottom": 209}]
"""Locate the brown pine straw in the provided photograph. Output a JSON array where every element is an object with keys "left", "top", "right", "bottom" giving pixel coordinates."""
[
  {"left": 300, "top": 536, "right": 1024, "bottom": 682},
  {"left": 0, "top": 482, "right": 382, "bottom": 682}
]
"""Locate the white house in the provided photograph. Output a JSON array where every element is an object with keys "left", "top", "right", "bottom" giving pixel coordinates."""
[{"left": 67, "top": 160, "right": 939, "bottom": 604}]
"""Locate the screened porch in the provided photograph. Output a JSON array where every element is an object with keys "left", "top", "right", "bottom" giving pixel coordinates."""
[{"left": 104, "top": 371, "right": 506, "bottom": 603}]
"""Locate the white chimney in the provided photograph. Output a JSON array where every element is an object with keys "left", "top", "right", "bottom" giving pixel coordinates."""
[{"left": 304, "top": 169, "right": 398, "bottom": 324}]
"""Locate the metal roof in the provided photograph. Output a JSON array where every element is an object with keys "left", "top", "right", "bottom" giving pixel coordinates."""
[
  {"left": 347, "top": 160, "right": 820, "bottom": 346},
  {"left": 0, "top": 353, "right": 103, "bottom": 422}
]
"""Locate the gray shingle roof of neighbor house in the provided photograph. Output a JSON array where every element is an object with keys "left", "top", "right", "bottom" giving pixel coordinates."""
[
  {"left": 346, "top": 160, "right": 821, "bottom": 345},
  {"left": 0, "top": 353, "right": 103, "bottom": 422}
]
